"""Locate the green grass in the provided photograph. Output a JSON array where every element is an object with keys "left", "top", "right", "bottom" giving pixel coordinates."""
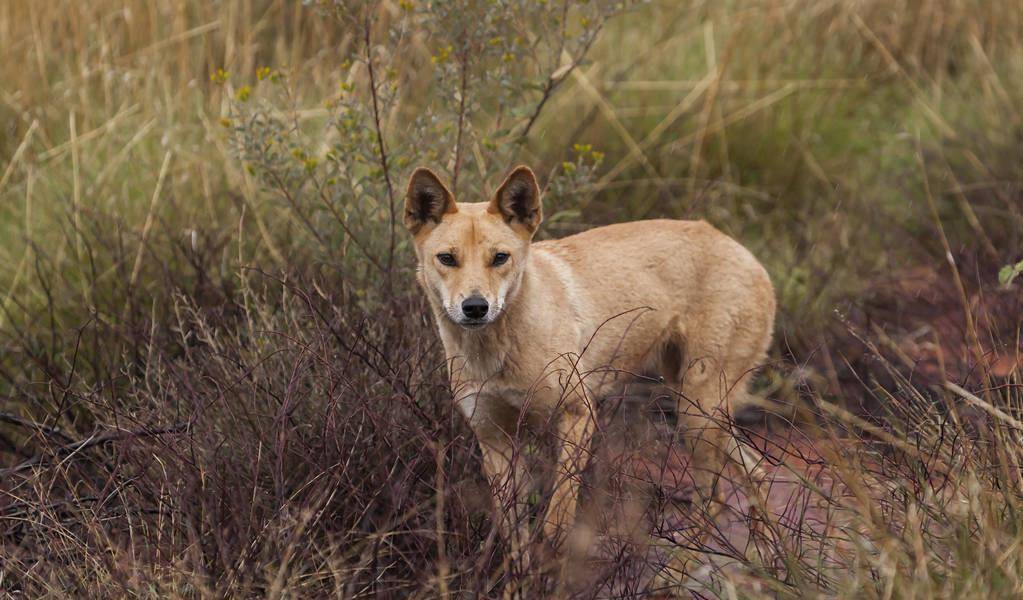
[{"left": 529, "top": 1, "right": 1022, "bottom": 335}]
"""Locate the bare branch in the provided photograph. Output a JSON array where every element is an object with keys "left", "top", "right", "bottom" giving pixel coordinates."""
[
  {"left": 450, "top": 43, "right": 471, "bottom": 195},
  {"left": 1, "top": 422, "right": 188, "bottom": 477},
  {"left": 363, "top": 13, "right": 397, "bottom": 290}
]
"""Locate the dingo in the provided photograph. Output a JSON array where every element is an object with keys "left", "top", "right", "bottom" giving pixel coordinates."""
[{"left": 404, "top": 165, "right": 775, "bottom": 543}]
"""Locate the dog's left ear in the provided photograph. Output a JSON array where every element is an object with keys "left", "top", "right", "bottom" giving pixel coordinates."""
[{"left": 489, "top": 166, "right": 542, "bottom": 236}]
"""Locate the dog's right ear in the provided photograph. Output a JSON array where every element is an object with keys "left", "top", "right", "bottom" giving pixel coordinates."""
[
  {"left": 489, "top": 166, "right": 542, "bottom": 236},
  {"left": 404, "top": 168, "right": 456, "bottom": 234}
]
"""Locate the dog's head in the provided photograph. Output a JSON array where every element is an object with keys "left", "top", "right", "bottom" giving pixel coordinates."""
[{"left": 404, "top": 166, "right": 542, "bottom": 330}]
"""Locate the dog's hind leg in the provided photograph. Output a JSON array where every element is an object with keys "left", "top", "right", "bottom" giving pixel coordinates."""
[
  {"left": 675, "top": 367, "right": 731, "bottom": 501},
  {"left": 661, "top": 317, "right": 765, "bottom": 503}
]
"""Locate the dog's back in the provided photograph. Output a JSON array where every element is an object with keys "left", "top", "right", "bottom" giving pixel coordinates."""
[{"left": 532, "top": 218, "right": 775, "bottom": 394}]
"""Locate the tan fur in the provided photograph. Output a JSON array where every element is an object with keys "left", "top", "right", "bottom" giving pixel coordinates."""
[{"left": 404, "top": 166, "right": 776, "bottom": 544}]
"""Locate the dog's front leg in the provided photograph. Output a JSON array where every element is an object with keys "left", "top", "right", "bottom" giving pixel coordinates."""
[
  {"left": 457, "top": 389, "right": 531, "bottom": 550},
  {"left": 542, "top": 397, "right": 595, "bottom": 544},
  {"left": 476, "top": 429, "right": 529, "bottom": 550}
]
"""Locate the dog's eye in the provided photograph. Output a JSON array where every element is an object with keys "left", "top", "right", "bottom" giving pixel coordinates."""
[
  {"left": 492, "top": 252, "right": 510, "bottom": 266},
  {"left": 436, "top": 253, "right": 457, "bottom": 267}
]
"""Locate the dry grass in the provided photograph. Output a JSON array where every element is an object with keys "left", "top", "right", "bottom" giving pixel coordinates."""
[{"left": 2, "top": 0, "right": 1023, "bottom": 597}]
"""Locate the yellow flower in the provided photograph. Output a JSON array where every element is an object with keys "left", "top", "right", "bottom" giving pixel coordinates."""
[
  {"left": 219, "top": 117, "right": 232, "bottom": 128},
  {"left": 235, "top": 86, "right": 251, "bottom": 102},
  {"left": 256, "top": 67, "right": 271, "bottom": 81},
  {"left": 210, "top": 68, "right": 230, "bottom": 84},
  {"left": 432, "top": 45, "right": 453, "bottom": 64}
]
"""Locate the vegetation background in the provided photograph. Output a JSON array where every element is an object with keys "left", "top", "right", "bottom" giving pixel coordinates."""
[{"left": 1, "top": 0, "right": 1022, "bottom": 597}]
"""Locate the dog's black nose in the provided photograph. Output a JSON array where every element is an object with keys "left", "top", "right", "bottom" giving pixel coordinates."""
[{"left": 461, "top": 296, "right": 489, "bottom": 320}]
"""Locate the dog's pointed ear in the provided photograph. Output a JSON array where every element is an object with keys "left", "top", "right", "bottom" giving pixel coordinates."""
[
  {"left": 489, "top": 166, "right": 542, "bottom": 235},
  {"left": 404, "top": 168, "right": 456, "bottom": 234}
]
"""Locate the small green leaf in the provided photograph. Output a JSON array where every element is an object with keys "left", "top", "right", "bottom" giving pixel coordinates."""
[
  {"left": 1000, "top": 265, "right": 1014, "bottom": 286},
  {"left": 999, "top": 260, "right": 1023, "bottom": 287}
]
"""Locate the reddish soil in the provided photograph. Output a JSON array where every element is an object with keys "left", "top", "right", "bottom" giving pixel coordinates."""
[{"left": 545, "top": 401, "right": 878, "bottom": 596}]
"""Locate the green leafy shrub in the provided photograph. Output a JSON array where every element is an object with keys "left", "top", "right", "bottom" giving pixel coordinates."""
[{"left": 226, "top": 0, "right": 631, "bottom": 304}]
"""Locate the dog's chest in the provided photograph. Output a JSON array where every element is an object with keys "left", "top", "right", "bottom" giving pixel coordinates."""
[
  {"left": 449, "top": 344, "right": 533, "bottom": 417},
  {"left": 453, "top": 348, "right": 522, "bottom": 400},
  {"left": 459, "top": 344, "right": 504, "bottom": 382}
]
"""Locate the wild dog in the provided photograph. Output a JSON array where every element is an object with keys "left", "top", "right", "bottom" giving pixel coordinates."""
[{"left": 403, "top": 165, "right": 775, "bottom": 544}]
